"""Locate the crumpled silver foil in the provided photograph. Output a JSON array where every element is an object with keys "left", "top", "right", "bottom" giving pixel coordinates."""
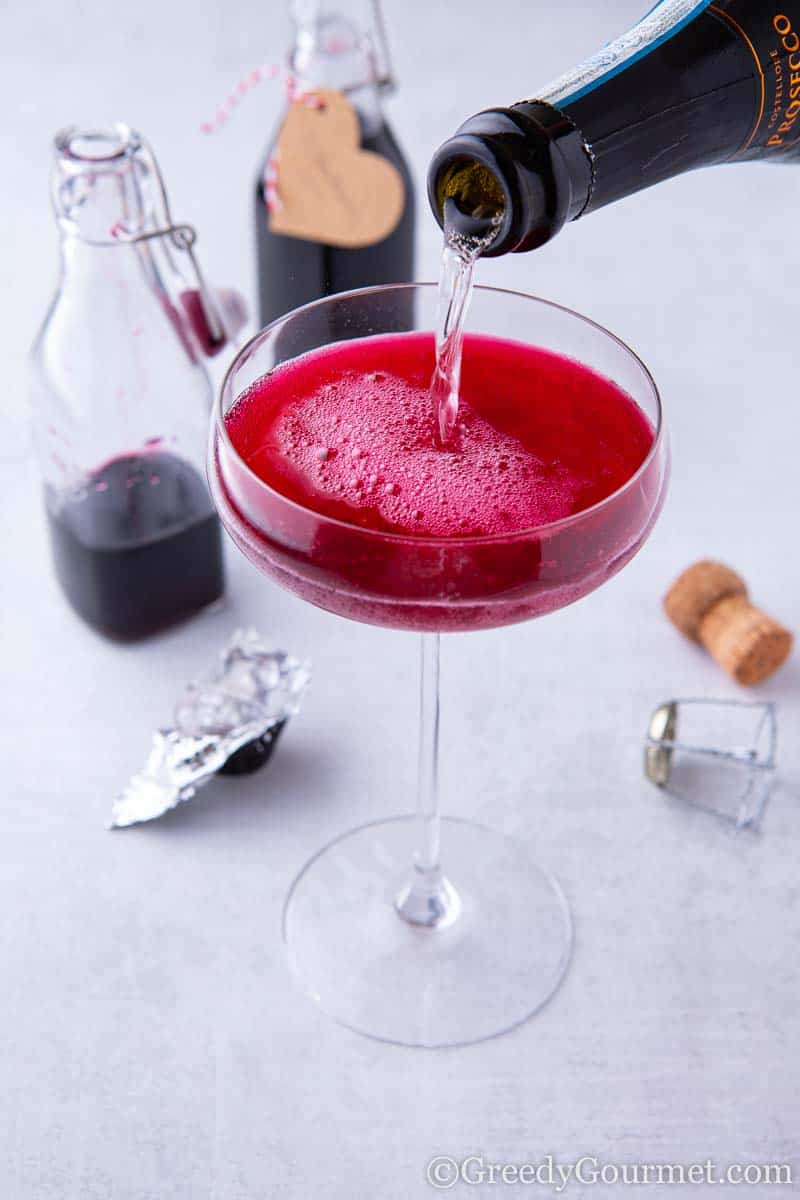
[{"left": 110, "top": 629, "right": 310, "bottom": 829}]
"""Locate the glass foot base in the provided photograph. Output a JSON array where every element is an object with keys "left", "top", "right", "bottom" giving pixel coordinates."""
[{"left": 283, "top": 816, "right": 572, "bottom": 1047}]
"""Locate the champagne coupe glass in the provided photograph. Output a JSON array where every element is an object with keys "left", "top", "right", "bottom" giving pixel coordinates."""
[{"left": 209, "top": 283, "right": 668, "bottom": 1047}]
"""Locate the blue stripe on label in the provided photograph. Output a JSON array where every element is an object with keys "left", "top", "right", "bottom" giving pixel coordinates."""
[{"left": 558, "top": 0, "right": 715, "bottom": 107}]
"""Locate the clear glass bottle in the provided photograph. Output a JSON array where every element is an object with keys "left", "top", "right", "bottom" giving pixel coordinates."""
[{"left": 30, "top": 124, "right": 226, "bottom": 641}]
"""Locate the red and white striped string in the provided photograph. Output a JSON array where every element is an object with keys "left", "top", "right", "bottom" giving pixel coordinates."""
[
  {"left": 201, "top": 62, "right": 326, "bottom": 213},
  {"left": 263, "top": 146, "right": 281, "bottom": 214}
]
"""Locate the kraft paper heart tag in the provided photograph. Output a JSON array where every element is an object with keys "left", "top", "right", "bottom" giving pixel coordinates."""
[{"left": 268, "top": 88, "right": 405, "bottom": 248}]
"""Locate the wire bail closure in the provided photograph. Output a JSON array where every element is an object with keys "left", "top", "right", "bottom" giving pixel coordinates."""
[
  {"left": 116, "top": 137, "right": 226, "bottom": 347},
  {"left": 645, "top": 698, "right": 778, "bottom": 829},
  {"left": 370, "top": 0, "right": 396, "bottom": 92}
]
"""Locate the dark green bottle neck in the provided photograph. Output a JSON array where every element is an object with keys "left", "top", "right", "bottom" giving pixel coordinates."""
[
  {"left": 429, "top": 1, "right": 800, "bottom": 255},
  {"left": 427, "top": 101, "right": 592, "bottom": 255},
  {"left": 550, "top": 1, "right": 800, "bottom": 215}
]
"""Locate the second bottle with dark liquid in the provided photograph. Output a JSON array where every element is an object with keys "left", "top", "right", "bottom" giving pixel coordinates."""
[{"left": 254, "top": 0, "right": 415, "bottom": 351}]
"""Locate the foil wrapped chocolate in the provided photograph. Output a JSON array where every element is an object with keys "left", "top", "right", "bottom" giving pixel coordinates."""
[{"left": 111, "top": 630, "right": 310, "bottom": 828}]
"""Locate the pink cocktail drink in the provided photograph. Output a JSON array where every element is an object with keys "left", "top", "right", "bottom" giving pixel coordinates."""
[
  {"left": 208, "top": 284, "right": 668, "bottom": 1047},
  {"left": 214, "top": 330, "right": 663, "bottom": 632}
]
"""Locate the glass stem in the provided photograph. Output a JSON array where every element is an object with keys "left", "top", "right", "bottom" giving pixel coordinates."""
[{"left": 395, "top": 633, "right": 461, "bottom": 929}]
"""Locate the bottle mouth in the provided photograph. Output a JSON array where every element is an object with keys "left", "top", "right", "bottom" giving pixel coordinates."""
[
  {"left": 55, "top": 123, "right": 140, "bottom": 165},
  {"left": 429, "top": 138, "right": 515, "bottom": 255},
  {"left": 436, "top": 157, "right": 507, "bottom": 240},
  {"left": 429, "top": 103, "right": 592, "bottom": 256},
  {"left": 51, "top": 123, "right": 148, "bottom": 242}
]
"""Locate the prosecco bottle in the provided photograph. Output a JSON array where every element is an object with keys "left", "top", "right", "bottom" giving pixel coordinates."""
[
  {"left": 428, "top": 0, "right": 800, "bottom": 254},
  {"left": 255, "top": 0, "right": 415, "bottom": 345}
]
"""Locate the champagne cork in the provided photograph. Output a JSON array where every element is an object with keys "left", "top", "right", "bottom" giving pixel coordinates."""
[{"left": 663, "top": 560, "right": 793, "bottom": 686}]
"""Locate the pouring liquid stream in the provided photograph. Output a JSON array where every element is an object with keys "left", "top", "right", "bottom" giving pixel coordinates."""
[{"left": 430, "top": 197, "right": 503, "bottom": 447}]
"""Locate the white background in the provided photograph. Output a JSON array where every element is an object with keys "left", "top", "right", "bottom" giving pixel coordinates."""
[{"left": 2, "top": 1, "right": 799, "bottom": 1196}]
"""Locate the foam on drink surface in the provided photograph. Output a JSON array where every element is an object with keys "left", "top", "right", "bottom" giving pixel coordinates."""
[{"left": 226, "top": 332, "right": 653, "bottom": 539}]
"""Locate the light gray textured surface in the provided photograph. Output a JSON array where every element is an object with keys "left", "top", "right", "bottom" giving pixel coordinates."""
[{"left": 2, "top": 1, "right": 799, "bottom": 1196}]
